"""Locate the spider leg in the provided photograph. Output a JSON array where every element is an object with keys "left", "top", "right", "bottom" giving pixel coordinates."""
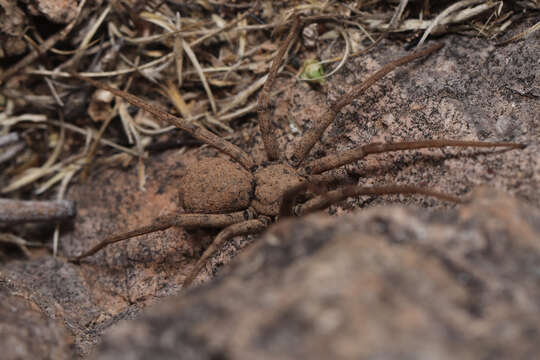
[
  {"left": 257, "top": 16, "right": 301, "bottom": 161},
  {"left": 296, "top": 184, "right": 464, "bottom": 215},
  {"left": 290, "top": 43, "right": 444, "bottom": 167},
  {"left": 183, "top": 218, "right": 269, "bottom": 287},
  {"left": 304, "top": 140, "right": 526, "bottom": 174},
  {"left": 69, "top": 211, "right": 250, "bottom": 262},
  {"left": 70, "top": 73, "right": 254, "bottom": 170},
  {"left": 279, "top": 182, "right": 310, "bottom": 217},
  {"left": 278, "top": 175, "right": 339, "bottom": 217}
]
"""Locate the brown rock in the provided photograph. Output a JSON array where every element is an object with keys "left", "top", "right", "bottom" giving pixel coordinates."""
[
  {"left": 0, "top": 0, "right": 27, "bottom": 57},
  {"left": 21, "top": 0, "right": 78, "bottom": 24},
  {"left": 89, "top": 188, "right": 540, "bottom": 360},
  {"left": 0, "top": 269, "right": 73, "bottom": 359},
  {"left": 0, "top": 0, "right": 78, "bottom": 57}
]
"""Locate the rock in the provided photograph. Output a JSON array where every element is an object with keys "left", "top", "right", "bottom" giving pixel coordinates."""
[
  {"left": 90, "top": 188, "right": 540, "bottom": 360},
  {"left": 0, "top": 0, "right": 28, "bottom": 57},
  {"left": 21, "top": 0, "right": 78, "bottom": 24},
  {"left": 0, "top": 0, "right": 78, "bottom": 58},
  {"left": 0, "top": 276, "right": 73, "bottom": 359}
]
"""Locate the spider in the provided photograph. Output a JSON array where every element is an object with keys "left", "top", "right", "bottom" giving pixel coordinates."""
[{"left": 69, "top": 18, "right": 524, "bottom": 286}]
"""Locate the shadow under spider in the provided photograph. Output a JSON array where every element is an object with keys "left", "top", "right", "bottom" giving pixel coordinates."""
[{"left": 66, "top": 16, "right": 525, "bottom": 287}]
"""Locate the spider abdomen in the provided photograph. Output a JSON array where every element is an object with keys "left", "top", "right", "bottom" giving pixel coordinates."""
[{"left": 181, "top": 158, "right": 254, "bottom": 213}]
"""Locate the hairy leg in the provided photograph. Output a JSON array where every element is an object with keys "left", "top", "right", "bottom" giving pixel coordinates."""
[
  {"left": 70, "top": 73, "right": 255, "bottom": 170},
  {"left": 257, "top": 16, "right": 301, "bottom": 161},
  {"left": 69, "top": 211, "right": 251, "bottom": 262},
  {"left": 183, "top": 218, "right": 268, "bottom": 287},
  {"left": 290, "top": 43, "right": 444, "bottom": 166},
  {"left": 295, "top": 184, "right": 463, "bottom": 215},
  {"left": 304, "top": 140, "right": 526, "bottom": 174}
]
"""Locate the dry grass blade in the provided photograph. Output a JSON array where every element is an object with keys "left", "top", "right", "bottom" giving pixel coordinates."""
[
  {"left": 0, "top": 233, "right": 43, "bottom": 258},
  {"left": 182, "top": 39, "right": 218, "bottom": 114},
  {"left": 189, "top": 11, "right": 252, "bottom": 47},
  {"left": 47, "top": 120, "right": 143, "bottom": 157},
  {"left": 219, "top": 75, "right": 268, "bottom": 116},
  {"left": 0, "top": 114, "right": 47, "bottom": 127},
  {"left": 174, "top": 13, "right": 185, "bottom": 88},
  {"left": 40, "top": 54, "right": 174, "bottom": 78},
  {"left": 79, "top": 101, "right": 119, "bottom": 182},
  {"left": 2, "top": 113, "right": 65, "bottom": 193},
  {"left": 164, "top": 81, "right": 192, "bottom": 119},
  {"left": 52, "top": 168, "right": 77, "bottom": 256},
  {"left": 417, "top": 0, "right": 498, "bottom": 48},
  {"left": 60, "top": 4, "right": 112, "bottom": 71},
  {"left": 496, "top": 20, "right": 540, "bottom": 45}
]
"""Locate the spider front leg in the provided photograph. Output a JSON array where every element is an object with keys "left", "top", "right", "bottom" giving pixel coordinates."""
[
  {"left": 304, "top": 140, "right": 526, "bottom": 174},
  {"left": 290, "top": 43, "right": 445, "bottom": 166},
  {"left": 183, "top": 217, "right": 269, "bottom": 287},
  {"left": 293, "top": 140, "right": 525, "bottom": 214},
  {"left": 69, "top": 211, "right": 251, "bottom": 262},
  {"left": 70, "top": 73, "right": 254, "bottom": 170},
  {"left": 257, "top": 16, "right": 301, "bottom": 161},
  {"left": 296, "top": 184, "right": 464, "bottom": 216}
]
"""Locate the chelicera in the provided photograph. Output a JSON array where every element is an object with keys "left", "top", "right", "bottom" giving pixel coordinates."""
[{"left": 69, "top": 18, "right": 524, "bottom": 286}]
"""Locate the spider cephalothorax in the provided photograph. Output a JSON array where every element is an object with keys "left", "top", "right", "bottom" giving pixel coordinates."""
[
  {"left": 252, "top": 163, "right": 305, "bottom": 216},
  {"left": 69, "top": 17, "right": 524, "bottom": 286}
]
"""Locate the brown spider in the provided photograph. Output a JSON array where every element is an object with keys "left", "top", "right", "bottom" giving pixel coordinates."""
[{"left": 69, "top": 19, "right": 524, "bottom": 286}]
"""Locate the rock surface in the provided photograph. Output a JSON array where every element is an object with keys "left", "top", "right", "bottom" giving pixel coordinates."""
[
  {"left": 0, "top": 21, "right": 538, "bottom": 359},
  {"left": 0, "top": 278, "right": 73, "bottom": 359},
  {"left": 91, "top": 188, "right": 540, "bottom": 360}
]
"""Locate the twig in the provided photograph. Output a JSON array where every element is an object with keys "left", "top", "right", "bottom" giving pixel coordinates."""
[{"left": 0, "top": 199, "right": 76, "bottom": 225}]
